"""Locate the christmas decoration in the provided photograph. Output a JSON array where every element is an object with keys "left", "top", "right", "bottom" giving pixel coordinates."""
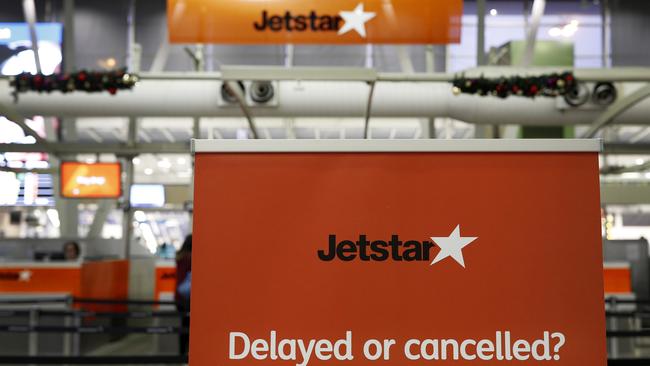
[
  {"left": 451, "top": 72, "right": 577, "bottom": 99},
  {"left": 11, "top": 68, "right": 138, "bottom": 96}
]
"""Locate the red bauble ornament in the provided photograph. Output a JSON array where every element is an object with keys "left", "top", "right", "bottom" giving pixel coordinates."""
[{"left": 108, "top": 87, "right": 117, "bottom": 95}]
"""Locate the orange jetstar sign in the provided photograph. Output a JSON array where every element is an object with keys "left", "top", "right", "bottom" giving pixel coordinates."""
[
  {"left": 190, "top": 140, "right": 606, "bottom": 366},
  {"left": 167, "top": 0, "right": 462, "bottom": 44}
]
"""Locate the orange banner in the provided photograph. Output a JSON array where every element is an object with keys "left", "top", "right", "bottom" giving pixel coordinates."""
[
  {"left": 168, "top": 0, "right": 462, "bottom": 44},
  {"left": 0, "top": 264, "right": 81, "bottom": 296},
  {"left": 191, "top": 142, "right": 606, "bottom": 365},
  {"left": 60, "top": 162, "right": 121, "bottom": 199}
]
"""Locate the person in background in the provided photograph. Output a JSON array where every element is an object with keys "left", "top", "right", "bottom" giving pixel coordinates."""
[
  {"left": 63, "top": 241, "right": 80, "bottom": 261},
  {"left": 175, "top": 234, "right": 192, "bottom": 355}
]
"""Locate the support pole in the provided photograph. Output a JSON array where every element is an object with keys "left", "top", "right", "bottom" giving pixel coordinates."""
[
  {"left": 476, "top": 0, "right": 486, "bottom": 66},
  {"left": 22, "top": 0, "right": 42, "bottom": 74},
  {"left": 522, "top": 0, "right": 546, "bottom": 67},
  {"left": 63, "top": 0, "right": 74, "bottom": 73},
  {"left": 363, "top": 81, "right": 376, "bottom": 139},
  {"left": 122, "top": 117, "right": 137, "bottom": 259}
]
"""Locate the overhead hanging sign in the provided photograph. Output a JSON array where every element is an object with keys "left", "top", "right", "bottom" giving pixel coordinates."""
[
  {"left": 191, "top": 139, "right": 606, "bottom": 366},
  {"left": 167, "top": 0, "right": 462, "bottom": 44}
]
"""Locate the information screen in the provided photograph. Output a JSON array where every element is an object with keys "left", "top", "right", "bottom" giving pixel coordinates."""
[
  {"left": 60, "top": 162, "right": 121, "bottom": 198},
  {"left": 130, "top": 184, "right": 165, "bottom": 207}
]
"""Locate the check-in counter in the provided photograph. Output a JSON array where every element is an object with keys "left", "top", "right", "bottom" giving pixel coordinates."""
[
  {"left": 0, "top": 261, "right": 82, "bottom": 298},
  {"left": 155, "top": 260, "right": 176, "bottom": 304}
]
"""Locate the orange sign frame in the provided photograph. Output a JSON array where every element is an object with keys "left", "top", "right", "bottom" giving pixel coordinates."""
[
  {"left": 191, "top": 140, "right": 606, "bottom": 366},
  {"left": 168, "top": 0, "right": 463, "bottom": 44},
  {"left": 60, "top": 162, "right": 122, "bottom": 199}
]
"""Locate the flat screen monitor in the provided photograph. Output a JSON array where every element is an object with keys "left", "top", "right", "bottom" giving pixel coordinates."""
[
  {"left": 60, "top": 162, "right": 122, "bottom": 198},
  {"left": 0, "top": 22, "right": 63, "bottom": 75},
  {"left": 130, "top": 184, "right": 165, "bottom": 207}
]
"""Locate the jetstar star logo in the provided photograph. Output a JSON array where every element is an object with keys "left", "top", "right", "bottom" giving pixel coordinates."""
[
  {"left": 317, "top": 225, "right": 478, "bottom": 268},
  {"left": 253, "top": 3, "right": 376, "bottom": 38}
]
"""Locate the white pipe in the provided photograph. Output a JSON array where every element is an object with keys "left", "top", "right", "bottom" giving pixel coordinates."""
[{"left": 3, "top": 78, "right": 650, "bottom": 125}]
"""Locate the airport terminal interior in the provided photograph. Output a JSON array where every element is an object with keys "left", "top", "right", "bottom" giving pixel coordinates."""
[{"left": 1, "top": 0, "right": 650, "bottom": 364}]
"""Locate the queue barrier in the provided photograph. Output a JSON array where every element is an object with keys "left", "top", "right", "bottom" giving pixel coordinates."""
[
  {"left": 0, "top": 355, "right": 188, "bottom": 364},
  {"left": 0, "top": 297, "right": 649, "bottom": 365},
  {"left": 0, "top": 309, "right": 188, "bottom": 319},
  {"left": 0, "top": 325, "right": 188, "bottom": 334},
  {"left": 0, "top": 296, "right": 176, "bottom": 306}
]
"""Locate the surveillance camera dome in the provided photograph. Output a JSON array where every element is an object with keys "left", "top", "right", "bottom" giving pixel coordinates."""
[
  {"left": 592, "top": 82, "right": 617, "bottom": 106},
  {"left": 249, "top": 81, "right": 275, "bottom": 104},
  {"left": 220, "top": 81, "right": 245, "bottom": 104},
  {"left": 563, "top": 82, "right": 590, "bottom": 107}
]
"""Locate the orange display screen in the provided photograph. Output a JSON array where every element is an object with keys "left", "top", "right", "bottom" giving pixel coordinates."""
[
  {"left": 191, "top": 149, "right": 606, "bottom": 366},
  {"left": 168, "top": 0, "right": 463, "bottom": 44},
  {"left": 60, "top": 162, "right": 121, "bottom": 198}
]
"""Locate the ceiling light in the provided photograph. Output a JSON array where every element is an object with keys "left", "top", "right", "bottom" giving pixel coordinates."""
[
  {"left": 489, "top": 9, "right": 498, "bottom": 16},
  {"left": 144, "top": 168, "right": 153, "bottom": 175},
  {"left": 548, "top": 27, "right": 562, "bottom": 37},
  {"left": 158, "top": 159, "right": 172, "bottom": 169},
  {"left": 133, "top": 157, "right": 141, "bottom": 165},
  {"left": 636, "top": 158, "right": 645, "bottom": 165}
]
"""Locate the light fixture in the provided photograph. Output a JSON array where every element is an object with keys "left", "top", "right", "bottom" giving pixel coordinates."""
[
  {"left": 548, "top": 27, "right": 562, "bottom": 37},
  {"left": 157, "top": 159, "right": 172, "bottom": 169},
  {"left": 176, "top": 157, "right": 186, "bottom": 165},
  {"left": 489, "top": 8, "right": 498, "bottom": 16},
  {"left": 133, "top": 157, "right": 141, "bottom": 165},
  {"left": 144, "top": 168, "right": 153, "bottom": 175},
  {"left": 548, "top": 20, "right": 579, "bottom": 38},
  {"left": 636, "top": 158, "right": 645, "bottom": 165}
]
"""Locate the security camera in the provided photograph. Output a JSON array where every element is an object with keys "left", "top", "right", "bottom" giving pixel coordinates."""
[
  {"left": 563, "top": 82, "right": 590, "bottom": 107},
  {"left": 592, "top": 82, "right": 617, "bottom": 106},
  {"left": 220, "top": 81, "right": 245, "bottom": 104},
  {"left": 249, "top": 81, "right": 275, "bottom": 104}
]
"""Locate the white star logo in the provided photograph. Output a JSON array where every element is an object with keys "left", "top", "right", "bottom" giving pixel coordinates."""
[
  {"left": 338, "top": 3, "right": 376, "bottom": 38},
  {"left": 430, "top": 225, "right": 478, "bottom": 268},
  {"left": 18, "top": 270, "right": 32, "bottom": 282}
]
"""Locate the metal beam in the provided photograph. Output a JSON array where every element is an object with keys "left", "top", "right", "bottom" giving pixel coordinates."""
[
  {"left": 582, "top": 83, "right": 650, "bottom": 138},
  {"left": 601, "top": 160, "right": 650, "bottom": 175},
  {"left": 604, "top": 143, "right": 650, "bottom": 155},
  {"left": 149, "top": 26, "right": 170, "bottom": 73},
  {"left": 221, "top": 66, "right": 378, "bottom": 82},
  {"left": 397, "top": 46, "right": 414, "bottom": 74},
  {"left": 0, "top": 102, "right": 48, "bottom": 146},
  {"left": 63, "top": 0, "right": 74, "bottom": 73},
  {"left": 0, "top": 166, "right": 56, "bottom": 174},
  {"left": 476, "top": 0, "right": 486, "bottom": 66},
  {"left": 0, "top": 141, "right": 646, "bottom": 155},
  {"left": 86, "top": 201, "right": 113, "bottom": 239},
  {"left": 22, "top": 0, "right": 42, "bottom": 74},
  {"left": 0, "top": 142, "right": 189, "bottom": 154},
  {"left": 522, "top": 0, "right": 546, "bottom": 67},
  {"left": 127, "top": 67, "right": 650, "bottom": 83},
  {"left": 363, "top": 81, "right": 376, "bottom": 139}
]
